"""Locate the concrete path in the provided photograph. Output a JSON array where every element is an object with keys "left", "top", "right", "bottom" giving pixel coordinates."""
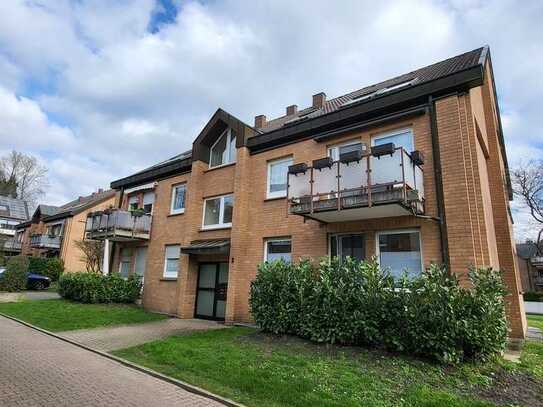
[
  {"left": 0, "top": 315, "right": 222, "bottom": 407},
  {"left": 0, "top": 290, "right": 60, "bottom": 303},
  {"left": 59, "top": 318, "right": 226, "bottom": 351},
  {"left": 528, "top": 326, "right": 543, "bottom": 341}
]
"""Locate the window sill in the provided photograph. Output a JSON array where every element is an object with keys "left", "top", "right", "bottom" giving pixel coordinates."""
[
  {"left": 160, "top": 278, "right": 178, "bottom": 282},
  {"left": 264, "top": 195, "right": 287, "bottom": 202},
  {"left": 204, "top": 162, "right": 236, "bottom": 173},
  {"left": 168, "top": 211, "right": 185, "bottom": 217},
  {"left": 200, "top": 225, "right": 232, "bottom": 232}
]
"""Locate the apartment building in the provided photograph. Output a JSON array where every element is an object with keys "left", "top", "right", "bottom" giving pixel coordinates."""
[
  {"left": 0, "top": 195, "right": 29, "bottom": 256},
  {"left": 86, "top": 46, "right": 526, "bottom": 339},
  {"left": 17, "top": 190, "right": 115, "bottom": 272},
  {"left": 517, "top": 242, "right": 543, "bottom": 292}
]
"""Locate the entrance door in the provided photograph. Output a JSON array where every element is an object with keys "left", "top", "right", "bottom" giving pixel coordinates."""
[{"left": 195, "top": 263, "right": 228, "bottom": 321}]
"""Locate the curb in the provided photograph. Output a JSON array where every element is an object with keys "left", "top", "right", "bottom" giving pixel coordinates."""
[{"left": 0, "top": 312, "right": 244, "bottom": 407}]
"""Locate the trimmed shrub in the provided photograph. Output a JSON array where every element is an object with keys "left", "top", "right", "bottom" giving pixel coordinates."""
[
  {"left": 44, "top": 258, "right": 64, "bottom": 281},
  {"left": 58, "top": 272, "right": 142, "bottom": 303},
  {"left": 250, "top": 258, "right": 508, "bottom": 364},
  {"left": 524, "top": 291, "right": 543, "bottom": 302},
  {"left": 28, "top": 257, "right": 48, "bottom": 275},
  {"left": 0, "top": 255, "right": 29, "bottom": 292}
]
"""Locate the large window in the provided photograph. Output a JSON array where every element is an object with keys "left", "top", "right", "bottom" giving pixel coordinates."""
[
  {"left": 170, "top": 184, "right": 186, "bottom": 215},
  {"left": 330, "top": 233, "right": 365, "bottom": 262},
  {"left": 377, "top": 230, "right": 422, "bottom": 279},
  {"left": 372, "top": 128, "right": 414, "bottom": 153},
  {"left": 163, "top": 245, "right": 180, "bottom": 279},
  {"left": 328, "top": 140, "right": 365, "bottom": 161},
  {"left": 202, "top": 194, "right": 233, "bottom": 229},
  {"left": 210, "top": 129, "right": 236, "bottom": 168},
  {"left": 128, "top": 195, "right": 139, "bottom": 212},
  {"left": 143, "top": 191, "right": 154, "bottom": 214},
  {"left": 267, "top": 157, "right": 293, "bottom": 199},
  {"left": 119, "top": 248, "right": 133, "bottom": 279},
  {"left": 264, "top": 238, "right": 292, "bottom": 262}
]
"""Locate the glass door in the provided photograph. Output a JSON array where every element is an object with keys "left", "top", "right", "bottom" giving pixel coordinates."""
[
  {"left": 134, "top": 247, "right": 147, "bottom": 283},
  {"left": 195, "top": 263, "right": 229, "bottom": 321}
]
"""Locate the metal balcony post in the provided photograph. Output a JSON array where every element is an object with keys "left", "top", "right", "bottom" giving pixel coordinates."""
[{"left": 367, "top": 155, "right": 372, "bottom": 207}]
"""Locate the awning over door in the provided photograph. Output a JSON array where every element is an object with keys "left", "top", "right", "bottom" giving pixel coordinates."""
[{"left": 180, "top": 239, "right": 230, "bottom": 255}]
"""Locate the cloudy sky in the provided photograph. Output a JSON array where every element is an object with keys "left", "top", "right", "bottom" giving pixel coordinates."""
[{"left": 0, "top": 0, "right": 541, "bottom": 240}]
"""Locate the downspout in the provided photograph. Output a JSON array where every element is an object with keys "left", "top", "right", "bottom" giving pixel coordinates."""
[{"left": 428, "top": 96, "right": 450, "bottom": 267}]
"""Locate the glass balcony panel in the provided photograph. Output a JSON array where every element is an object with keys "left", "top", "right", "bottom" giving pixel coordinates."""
[
  {"left": 370, "top": 152, "right": 402, "bottom": 185},
  {"left": 402, "top": 150, "right": 416, "bottom": 190},
  {"left": 313, "top": 163, "right": 338, "bottom": 196},
  {"left": 414, "top": 165, "right": 424, "bottom": 198},
  {"left": 339, "top": 158, "right": 367, "bottom": 190},
  {"left": 288, "top": 172, "right": 311, "bottom": 199}
]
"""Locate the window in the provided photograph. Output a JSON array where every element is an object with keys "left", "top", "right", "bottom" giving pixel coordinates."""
[
  {"left": 372, "top": 128, "right": 414, "bottom": 153},
  {"left": 264, "top": 238, "right": 292, "bottom": 262},
  {"left": 330, "top": 234, "right": 365, "bottom": 263},
  {"left": 47, "top": 224, "right": 62, "bottom": 237},
  {"left": 128, "top": 195, "right": 139, "bottom": 212},
  {"left": 163, "top": 245, "right": 180, "bottom": 279},
  {"left": 210, "top": 129, "right": 236, "bottom": 168},
  {"left": 267, "top": 157, "right": 293, "bottom": 199},
  {"left": 328, "top": 140, "right": 365, "bottom": 161},
  {"left": 377, "top": 230, "right": 422, "bottom": 279},
  {"left": 170, "top": 184, "right": 186, "bottom": 215},
  {"left": 119, "top": 248, "right": 133, "bottom": 279},
  {"left": 202, "top": 194, "right": 233, "bottom": 229},
  {"left": 143, "top": 191, "right": 154, "bottom": 214}
]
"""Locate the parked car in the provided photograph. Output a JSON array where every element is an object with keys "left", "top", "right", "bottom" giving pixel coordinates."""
[{"left": 0, "top": 267, "right": 51, "bottom": 290}]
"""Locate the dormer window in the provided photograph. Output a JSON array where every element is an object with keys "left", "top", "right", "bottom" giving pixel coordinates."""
[{"left": 210, "top": 128, "right": 236, "bottom": 168}]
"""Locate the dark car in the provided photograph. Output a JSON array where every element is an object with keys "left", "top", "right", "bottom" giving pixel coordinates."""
[{"left": 0, "top": 267, "right": 51, "bottom": 290}]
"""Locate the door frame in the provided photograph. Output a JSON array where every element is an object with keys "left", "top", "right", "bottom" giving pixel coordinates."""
[{"left": 194, "top": 262, "right": 228, "bottom": 321}]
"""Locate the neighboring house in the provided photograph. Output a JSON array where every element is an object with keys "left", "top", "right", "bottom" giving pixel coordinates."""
[
  {"left": 17, "top": 189, "right": 116, "bottom": 272},
  {"left": 0, "top": 195, "right": 30, "bottom": 256},
  {"left": 86, "top": 46, "right": 526, "bottom": 338},
  {"left": 516, "top": 242, "right": 543, "bottom": 292}
]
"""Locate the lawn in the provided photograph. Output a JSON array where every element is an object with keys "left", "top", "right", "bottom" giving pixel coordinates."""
[
  {"left": 114, "top": 327, "right": 543, "bottom": 407},
  {"left": 0, "top": 299, "right": 167, "bottom": 332},
  {"left": 527, "top": 314, "right": 543, "bottom": 330}
]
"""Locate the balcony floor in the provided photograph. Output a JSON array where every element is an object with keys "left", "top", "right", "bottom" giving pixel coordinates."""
[{"left": 298, "top": 202, "right": 414, "bottom": 223}]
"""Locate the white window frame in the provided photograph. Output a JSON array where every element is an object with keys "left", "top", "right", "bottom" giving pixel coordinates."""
[
  {"left": 266, "top": 156, "right": 293, "bottom": 199},
  {"left": 163, "top": 244, "right": 180, "bottom": 279},
  {"left": 371, "top": 127, "right": 414, "bottom": 151},
  {"left": 375, "top": 229, "right": 423, "bottom": 276},
  {"left": 327, "top": 139, "right": 365, "bottom": 161},
  {"left": 201, "top": 194, "right": 233, "bottom": 230},
  {"left": 263, "top": 237, "right": 292, "bottom": 262},
  {"left": 329, "top": 232, "right": 365, "bottom": 262},
  {"left": 209, "top": 128, "right": 236, "bottom": 169},
  {"left": 170, "top": 183, "right": 186, "bottom": 215}
]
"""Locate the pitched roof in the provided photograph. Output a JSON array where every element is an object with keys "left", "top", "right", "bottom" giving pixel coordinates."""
[
  {"left": 44, "top": 189, "right": 116, "bottom": 222},
  {"left": 258, "top": 47, "right": 486, "bottom": 133},
  {"left": 0, "top": 195, "right": 29, "bottom": 221},
  {"left": 37, "top": 204, "right": 62, "bottom": 217}
]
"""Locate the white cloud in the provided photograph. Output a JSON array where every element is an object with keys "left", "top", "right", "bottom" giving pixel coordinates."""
[{"left": 0, "top": 0, "right": 541, "bottom": 243}]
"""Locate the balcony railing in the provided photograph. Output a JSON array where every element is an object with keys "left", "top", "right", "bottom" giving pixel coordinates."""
[
  {"left": 3, "top": 239, "right": 22, "bottom": 252},
  {"left": 30, "top": 234, "right": 61, "bottom": 250},
  {"left": 287, "top": 145, "right": 424, "bottom": 222},
  {"left": 85, "top": 209, "right": 151, "bottom": 241},
  {"left": 531, "top": 256, "right": 543, "bottom": 267}
]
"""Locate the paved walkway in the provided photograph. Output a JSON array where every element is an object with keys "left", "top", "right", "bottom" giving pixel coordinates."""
[
  {"left": 0, "top": 316, "right": 223, "bottom": 406},
  {"left": 59, "top": 318, "right": 226, "bottom": 351},
  {"left": 0, "top": 291, "right": 60, "bottom": 302}
]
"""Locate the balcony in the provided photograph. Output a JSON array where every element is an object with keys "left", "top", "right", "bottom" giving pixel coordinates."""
[
  {"left": 30, "top": 234, "right": 61, "bottom": 250},
  {"left": 531, "top": 256, "right": 543, "bottom": 267},
  {"left": 287, "top": 145, "right": 425, "bottom": 223},
  {"left": 85, "top": 209, "right": 151, "bottom": 241},
  {"left": 3, "top": 239, "right": 22, "bottom": 252}
]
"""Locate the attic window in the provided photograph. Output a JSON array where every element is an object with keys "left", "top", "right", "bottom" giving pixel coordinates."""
[
  {"left": 284, "top": 108, "right": 317, "bottom": 125},
  {"left": 210, "top": 128, "right": 236, "bottom": 168}
]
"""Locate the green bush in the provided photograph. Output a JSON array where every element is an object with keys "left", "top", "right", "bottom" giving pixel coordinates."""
[
  {"left": 44, "top": 258, "right": 64, "bottom": 281},
  {"left": 250, "top": 258, "right": 508, "bottom": 364},
  {"left": 58, "top": 272, "right": 142, "bottom": 303},
  {"left": 0, "top": 255, "right": 29, "bottom": 292},
  {"left": 524, "top": 291, "right": 543, "bottom": 302},
  {"left": 28, "top": 257, "right": 48, "bottom": 275}
]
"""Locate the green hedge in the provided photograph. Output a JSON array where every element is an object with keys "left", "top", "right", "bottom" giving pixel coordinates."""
[
  {"left": 58, "top": 272, "right": 142, "bottom": 303},
  {"left": 250, "top": 258, "right": 508, "bottom": 364},
  {"left": 0, "top": 255, "right": 29, "bottom": 292},
  {"left": 28, "top": 257, "right": 64, "bottom": 281},
  {"left": 524, "top": 291, "right": 543, "bottom": 302}
]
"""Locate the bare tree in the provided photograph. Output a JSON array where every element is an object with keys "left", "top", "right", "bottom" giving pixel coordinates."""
[
  {"left": 512, "top": 160, "right": 543, "bottom": 250},
  {"left": 0, "top": 151, "right": 49, "bottom": 207},
  {"left": 74, "top": 239, "right": 104, "bottom": 273}
]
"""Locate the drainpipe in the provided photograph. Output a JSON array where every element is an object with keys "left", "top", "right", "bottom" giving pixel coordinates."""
[{"left": 428, "top": 96, "right": 450, "bottom": 268}]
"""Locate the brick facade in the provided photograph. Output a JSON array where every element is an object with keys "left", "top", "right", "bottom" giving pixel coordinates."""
[{"left": 109, "top": 56, "right": 526, "bottom": 338}]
